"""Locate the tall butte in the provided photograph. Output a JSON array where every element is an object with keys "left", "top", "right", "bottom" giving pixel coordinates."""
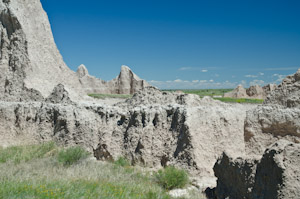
[{"left": 0, "top": 0, "right": 87, "bottom": 101}]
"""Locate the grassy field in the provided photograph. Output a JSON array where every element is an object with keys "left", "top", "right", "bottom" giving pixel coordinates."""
[
  {"left": 163, "top": 89, "right": 233, "bottom": 97},
  {"left": 163, "top": 89, "right": 264, "bottom": 104},
  {"left": 0, "top": 143, "right": 204, "bottom": 199}
]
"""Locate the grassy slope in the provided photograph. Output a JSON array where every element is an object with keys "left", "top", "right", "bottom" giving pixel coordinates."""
[
  {"left": 0, "top": 143, "right": 169, "bottom": 199},
  {"left": 0, "top": 143, "right": 205, "bottom": 199}
]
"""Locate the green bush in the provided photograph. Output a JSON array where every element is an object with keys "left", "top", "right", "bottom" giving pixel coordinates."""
[
  {"left": 155, "top": 166, "right": 189, "bottom": 190},
  {"left": 57, "top": 146, "right": 89, "bottom": 166},
  {"left": 114, "top": 157, "right": 131, "bottom": 167}
]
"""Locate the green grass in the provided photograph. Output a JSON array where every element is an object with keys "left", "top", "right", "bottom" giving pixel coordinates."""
[
  {"left": 155, "top": 166, "right": 189, "bottom": 190},
  {"left": 88, "top": 93, "right": 132, "bottom": 99},
  {"left": 0, "top": 143, "right": 172, "bottom": 199},
  {"left": 57, "top": 146, "right": 90, "bottom": 166},
  {"left": 114, "top": 156, "right": 131, "bottom": 167},
  {"left": 163, "top": 89, "right": 233, "bottom": 97},
  {"left": 214, "top": 97, "right": 264, "bottom": 104},
  {"left": 163, "top": 89, "right": 264, "bottom": 104},
  {"left": 0, "top": 142, "right": 56, "bottom": 164}
]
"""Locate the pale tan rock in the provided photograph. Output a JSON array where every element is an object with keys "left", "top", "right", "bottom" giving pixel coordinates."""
[
  {"left": 77, "top": 64, "right": 150, "bottom": 94},
  {"left": 0, "top": 0, "right": 85, "bottom": 102},
  {"left": 264, "top": 69, "right": 300, "bottom": 108},
  {"left": 213, "top": 140, "right": 300, "bottom": 199},
  {"left": 246, "top": 85, "right": 266, "bottom": 99},
  {"left": 224, "top": 85, "right": 248, "bottom": 98}
]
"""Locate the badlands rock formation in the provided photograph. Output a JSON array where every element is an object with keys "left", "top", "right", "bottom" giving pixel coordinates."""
[
  {"left": 224, "top": 84, "right": 277, "bottom": 100},
  {"left": 76, "top": 64, "right": 150, "bottom": 95},
  {"left": 264, "top": 69, "right": 300, "bottom": 107},
  {"left": 211, "top": 68, "right": 300, "bottom": 198},
  {"left": 0, "top": 0, "right": 85, "bottom": 101},
  {"left": 213, "top": 140, "right": 300, "bottom": 199},
  {"left": 0, "top": 86, "right": 255, "bottom": 176},
  {"left": 224, "top": 85, "right": 248, "bottom": 98}
]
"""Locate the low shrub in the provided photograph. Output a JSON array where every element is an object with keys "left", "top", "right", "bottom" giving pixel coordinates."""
[
  {"left": 57, "top": 146, "right": 89, "bottom": 166},
  {"left": 155, "top": 166, "right": 189, "bottom": 190}
]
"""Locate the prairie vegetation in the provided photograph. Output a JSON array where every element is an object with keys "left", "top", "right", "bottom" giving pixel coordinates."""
[{"left": 0, "top": 143, "right": 200, "bottom": 199}]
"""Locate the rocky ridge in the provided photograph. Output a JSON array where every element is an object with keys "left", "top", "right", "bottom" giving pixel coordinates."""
[
  {"left": 76, "top": 64, "right": 150, "bottom": 95},
  {"left": 224, "top": 84, "right": 277, "bottom": 100}
]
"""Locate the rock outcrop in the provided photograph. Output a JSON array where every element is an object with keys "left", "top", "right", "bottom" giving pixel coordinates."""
[
  {"left": 76, "top": 64, "right": 150, "bottom": 95},
  {"left": 224, "top": 85, "right": 248, "bottom": 98},
  {"left": 0, "top": 0, "right": 85, "bottom": 101},
  {"left": 0, "top": 87, "right": 255, "bottom": 176},
  {"left": 264, "top": 69, "right": 300, "bottom": 108},
  {"left": 213, "top": 140, "right": 300, "bottom": 199},
  {"left": 224, "top": 84, "right": 277, "bottom": 100}
]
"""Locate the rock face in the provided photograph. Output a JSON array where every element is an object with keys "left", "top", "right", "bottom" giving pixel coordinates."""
[
  {"left": 224, "top": 85, "right": 248, "bottom": 98},
  {"left": 76, "top": 64, "right": 150, "bottom": 95},
  {"left": 0, "top": 87, "right": 255, "bottom": 176},
  {"left": 264, "top": 69, "right": 300, "bottom": 108},
  {"left": 244, "top": 105, "right": 300, "bottom": 156},
  {"left": 0, "top": 0, "right": 85, "bottom": 101},
  {"left": 224, "top": 84, "right": 276, "bottom": 100},
  {"left": 213, "top": 140, "right": 300, "bottom": 199},
  {"left": 246, "top": 85, "right": 266, "bottom": 99}
]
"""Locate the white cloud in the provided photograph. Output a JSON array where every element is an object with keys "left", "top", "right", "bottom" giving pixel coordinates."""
[
  {"left": 245, "top": 75, "right": 258, "bottom": 78},
  {"left": 192, "top": 80, "right": 199, "bottom": 83},
  {"left": 272, "top": 74, "right": 286, "bottom": 83},
  {"left": 174, "top": 79, "right": 183, "bottom": 83},
  {"left": 202, "top": 69, "right": 208, "bottom": 72},
  {"left": 209, "top": 79, "right": 214, "bottom": 82},
  {"left": 264, "top": 67, "right": 299, "bottom": 71},
  {"left": 179, "top": 67, "right": 193, "bottom": 71},
  {"left": 250, "top": 79, "right": 265, "bottom": 86},
  {"left": 259, "top": 72, "right": 264, "bottom": 76}
]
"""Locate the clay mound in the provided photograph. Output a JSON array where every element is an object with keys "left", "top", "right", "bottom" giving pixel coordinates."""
[
  {"left": 224, "top": 84, "right": 268, "bottom": 99},
  {"left": 246, "top": 85, "right": 265, "bottom": 99},
  {"left": 213, "top": 140, "right": 300, "bottom": 199},
  {"left": 224, "top": 85, "right": 248, "bottom": 98},
  {"left": 264, "top": 68, "right": 300, "bottom": 108},
  {"left": 46, "top": 84, "right": 73, "bottom": 104},
  {"left": 77, "top": 64, "right": 150, "bottom": 95}
]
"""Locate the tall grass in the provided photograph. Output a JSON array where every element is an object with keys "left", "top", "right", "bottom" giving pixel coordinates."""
[{"left": 0, "top": 143, "right": 170, "bottom": 199}]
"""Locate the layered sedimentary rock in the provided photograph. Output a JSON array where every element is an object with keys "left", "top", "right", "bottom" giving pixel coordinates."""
[
  {"left": 76, "top": 64, "right": 150, "bottom": 95},
  {"left": 0, "top": 0, "right": 85, "bottom": 101},
  {"left": 0, "top": 87, "right": 254, "bottom": 176},
  {"left": 245, "top": 69, "right": 300, "bottom": 156},
  {"left": 213, "top": 140, "right": 300, "bottom": 199}
]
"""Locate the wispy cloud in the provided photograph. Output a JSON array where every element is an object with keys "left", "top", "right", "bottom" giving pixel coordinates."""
[
  {"left": 250, "top": 79, "right": 265, "bottom": 86},
  {"left": 264, "top": 67, "right": 299, "bottom": 71},
  {"left": 202, "top": 69, "right": 208, "bottom": 72},
  {"left": 245, "top": 75, "right": 258, "bottom": 78}
]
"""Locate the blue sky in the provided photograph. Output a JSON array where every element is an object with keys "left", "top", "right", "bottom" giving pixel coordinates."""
[{"left": 40, "top": 0, "right": 300, "bottom": 89}]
